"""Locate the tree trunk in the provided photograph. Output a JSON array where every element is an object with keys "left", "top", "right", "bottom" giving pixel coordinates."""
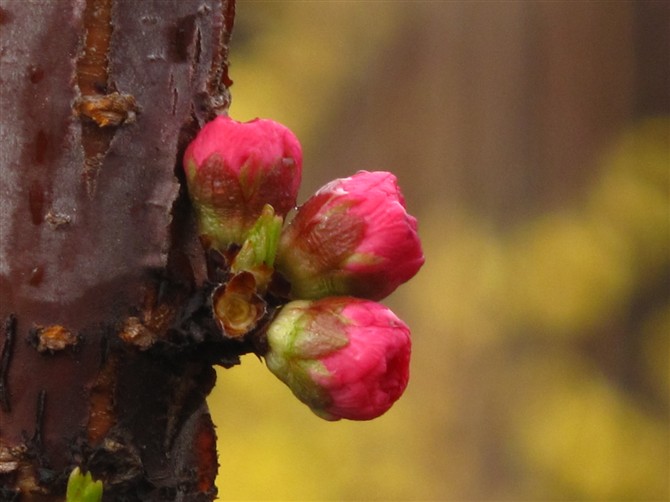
[{"left": 0, "top": 0, "right": 236, "bottom": 499}]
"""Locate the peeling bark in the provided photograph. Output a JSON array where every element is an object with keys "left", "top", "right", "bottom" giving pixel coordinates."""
[{"left": 0, "top": 0, "right": 236, "bottom": 499}]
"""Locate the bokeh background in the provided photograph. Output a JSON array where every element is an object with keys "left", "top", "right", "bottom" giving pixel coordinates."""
[{"left": 208, "top": 2, "right": 669, "bottom": 500}]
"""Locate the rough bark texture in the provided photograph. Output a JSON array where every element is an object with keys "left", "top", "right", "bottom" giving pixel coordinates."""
[{"left": 0, "top": 0, "right": 237, "bottom": 499}]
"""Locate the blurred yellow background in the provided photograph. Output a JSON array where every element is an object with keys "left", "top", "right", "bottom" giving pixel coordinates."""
[{"left": 209, "top": 2, "right": 669, "bottom": 500}]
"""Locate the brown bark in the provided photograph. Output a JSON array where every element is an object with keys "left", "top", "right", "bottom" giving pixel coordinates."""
[{"left": 0, "top": 0, "right": 238, "bottom": 500}]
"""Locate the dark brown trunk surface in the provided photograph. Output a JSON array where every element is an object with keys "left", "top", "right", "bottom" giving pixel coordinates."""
[{"left": 0, "top": 1, "right": 237, "bottom": 500}]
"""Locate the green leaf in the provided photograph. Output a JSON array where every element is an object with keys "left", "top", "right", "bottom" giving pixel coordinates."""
[{"left": 232, "top": 203, "right": 283, "bottom": 272}]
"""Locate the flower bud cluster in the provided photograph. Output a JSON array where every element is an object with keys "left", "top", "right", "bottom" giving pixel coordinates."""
[{"left": 183, "top": 115, "right": 424, "bottom": 421}]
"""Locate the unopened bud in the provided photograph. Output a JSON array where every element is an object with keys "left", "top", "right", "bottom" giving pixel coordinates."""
[
  {"left": 264, "top": 297, "right": 411, "bottom": 421},
  {"left": 183, "top": 115, "right": 302, "bottom": 250},
  {"left": 276, "top": 171, "right": 424, "bottom": 300}
]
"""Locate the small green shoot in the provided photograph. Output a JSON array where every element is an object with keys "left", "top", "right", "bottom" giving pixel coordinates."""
[{"left": 66, "top": 467, "right": 103, "bottom": 502}]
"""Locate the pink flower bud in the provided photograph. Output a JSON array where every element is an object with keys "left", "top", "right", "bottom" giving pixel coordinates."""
[
  {"left": 183, "top": 115, "right": 302, "bottom": 249},
  {"left": 264, "top": 297, "right": 411, "bottom": 421},
  {"left": 276, "top": 171, "right": 424, "bottom": 300}
]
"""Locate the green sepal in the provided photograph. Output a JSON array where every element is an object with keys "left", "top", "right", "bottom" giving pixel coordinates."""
[
  {"left": 266, "top": 301, "right": 349, "bottom": 361},
  {"left": 185, "top": 155, "right": 248, "bottom": 250},
  {"left": 66, "top": 467, "right": 103, "bottom": 502},
  {"left": 291, "top": 311, "right": 349, "bottom": 359},
  {"left": 266, "top": 354, "right": 333, "bottom": 410},
  {"left": 264, "top": 300, "right": 358, "bottom": 420}
]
